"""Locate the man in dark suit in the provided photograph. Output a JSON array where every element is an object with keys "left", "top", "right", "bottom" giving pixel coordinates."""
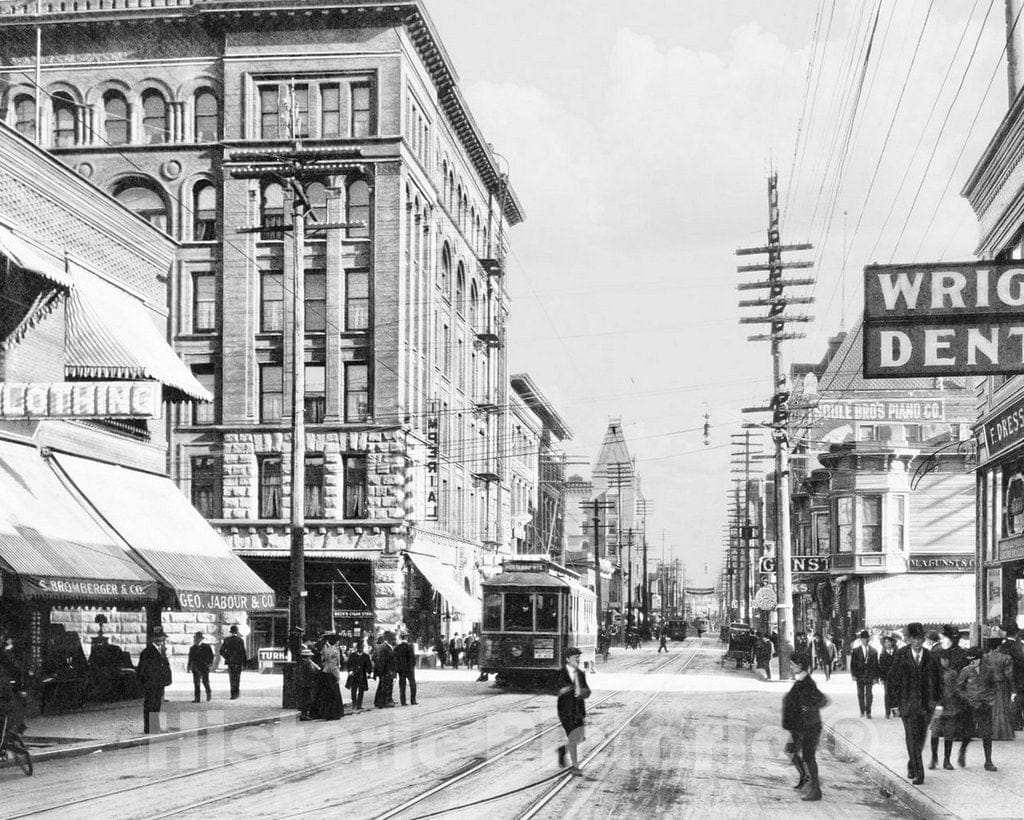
[
  {"left": 219, "top": 624, "right": 247, "bottom": 699},
  {"left": 373, "top": 632, "right": 396, "bottom": 709},
  {"left": 394, "top": 633, "right": 417, "bottom": 706},
  {"left": 137, "top": 626, "right": 172, "bottom": 734},
  {"left": 850, "top": 630, "right": 880, "bottom": 718},
  {"left": 888, "top": 622, "right": 935, "bottom": 784},
  {"left": 187, "top": 631, "right": 214, "bottom": 703}
]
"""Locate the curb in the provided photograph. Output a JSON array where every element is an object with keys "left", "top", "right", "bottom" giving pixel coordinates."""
[
  {"left": 821, "top": 720, "right": 956, "bottom": 820},
  {"left": 30, "top": 710, "right": 298, "bottom": 763}
]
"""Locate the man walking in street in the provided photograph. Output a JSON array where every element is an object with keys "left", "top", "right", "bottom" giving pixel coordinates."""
[
  {"left": 658, "top": 626, "right": 669, "bottom": 653},
  {"left": 374, "top": 632, "right": 396, "bottom": 708},
  {"left": 851, "top": 630, "right": 880, "bottom": 718},
  {"left": 889, "top": 622, "right": 935, "bottom": 785},
  {"left": 187, "top": 631, "right": 214, "bottom": 703},
  {"left": 138, "top": 626, "right": 172, "bottom": 734},
  {"left": 755, "top": 631, "right": 774, "bottom": 680},
  {"left": 394, "top": 633, "right": 417, "bottom": 706},
  {"left": 219, "top": 624, "right": 247, "bottom": 700}
]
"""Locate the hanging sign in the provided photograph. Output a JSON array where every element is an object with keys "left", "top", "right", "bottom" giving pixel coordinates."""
[
  {"left": 424, "top": 407, "right": 439, "bottom": 521},
  {"left": 754, "top": 585, "right": 778, "bottom": 611}
]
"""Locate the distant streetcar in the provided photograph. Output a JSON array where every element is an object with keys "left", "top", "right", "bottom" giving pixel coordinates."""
[
  {"left": 479, "top": 558, "right": 597, "bottom": 686},
  {"left": 694, "top": 616, "right": 710, "bottom": 637}
]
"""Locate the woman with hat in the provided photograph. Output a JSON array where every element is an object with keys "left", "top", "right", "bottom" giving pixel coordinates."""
[
  {"left": 318, "top": 634, "right": 344, "bottom": 720},
  {"left": 556, "top": 647, "right": 591, "bottom": 776},
  {"left": 781, "top": 650, "right": 828, "bottom": 801}
]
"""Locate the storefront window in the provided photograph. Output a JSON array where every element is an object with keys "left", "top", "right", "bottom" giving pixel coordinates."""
[
  {"left": 535, "top": 593, "right": 559, "bottom": 632},
  {"left": 1004, "top": 470, "right": 1024, "bottom": 537},
  {"left": 503, "top": 593, "right": 534, "bottom": 631},
  {"left": 812, "top": 512, "right": 829, "bottom": 553},
  {"left": 860, "top": 496, "right": 882, "bottom": 551},
  {"left": 836, "top": 497, "right": 853, "bottom": 553},
  {"left": 484, "top": 593, "right": 502, "bottom": 630}
]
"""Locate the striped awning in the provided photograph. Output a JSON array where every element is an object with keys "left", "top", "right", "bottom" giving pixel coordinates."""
[
  {"left": 0, "top": 225, "right": 74, "bottom": 288},
  {"left": 53, "top": 453, "right": 275, "bottom": 613},
  {"left": 862, "top": 573, "right": 975, "bottom": 630},
  {"left": 64, "top": 266, "right": 211, "bottom": 403},
  {"left": 0, "top": 437, "right": 158, "bottom": 603}
]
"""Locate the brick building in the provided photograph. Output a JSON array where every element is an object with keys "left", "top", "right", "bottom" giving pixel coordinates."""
[{"left": 0, "top": 0, "right": 523, "bottom": 652}]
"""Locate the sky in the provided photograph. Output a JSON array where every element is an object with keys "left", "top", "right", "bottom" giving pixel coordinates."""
[{"left": 425, "top": 0, "right": 1009, "bottom": 586}]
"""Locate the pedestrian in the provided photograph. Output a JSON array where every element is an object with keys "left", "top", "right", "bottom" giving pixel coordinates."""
[
  {"left": 466, "top": 633, "right": 480, "bottom": 668},
  {"left": 819, "top": 634, "right": 836, "bottom": 683},
  {"left": 928, "top": 652, "right": 961, "bottom": 770},
  {"left": 318, "top": 633, "right": 344, "bottom": 720},
  {"left": 888, "top": 622, "right": 935, "bottom": 785},
  {"left": 394, "top": 632, "right": 417, "bottom": 706},
  {"left": 433, "top": 636, "right": 447, "bottom": 668},
  {"left": 754, "top": 631, "right": 773, "bottom": 680},
  {"left": 449, "top": 633, "right": 462, "bottom": 668},
  {"left": 137, "top": 626, "right": 172, "bottom": 734},
  {"left": 956, "top": 645, "right": 998, "bottom": 771},
  {"left": 879, "top": 635, "right": 897, "bottom": 718},
  {"left": 374, "top": 632, "right": 396, "bottom": 709},
  {"left": 297, "top": 646, "right": 320, "bottom": 721},
  {"left": 658, "top": 626, "right": 668, "bottom": 654},
  {"left": 345, "top": 641, "right": 372, "bottom": 711},
  {"left": 219, "top": 624, "right": 247, "bottom": 700},
  {"left": 941, "top": 625, "right": 969, "bottom": 673},
  {"left": 989, "top": 638, "right": 1016, "bottom": 740},
  {"left": 187, "top": 630, "right": 213, "bottom": 703},
  {"left": 556, "top": 646, "right": 591, "bottom": 777},
  {"left": 851, "top": 630, "right": 880, "bottom": 719},
  {"left": 1002, "top": 625, "right": 1024, "bottom": 730},
  {"left": 781, "top": 650, "right": 827, "bottom": 802}
]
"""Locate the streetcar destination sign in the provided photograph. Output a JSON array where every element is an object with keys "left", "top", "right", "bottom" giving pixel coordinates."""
[{"left": 863, "top": 262, "right": 1024, "bottom": 376}]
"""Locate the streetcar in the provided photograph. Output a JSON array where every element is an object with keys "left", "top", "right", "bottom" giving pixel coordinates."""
[
  {"left": 694, "top": 616, "right": 710, "bottom": 637},
  {"left": 663, "top": 618, "right": 689, "bottom": 641},
  {"left": 479, "top": 558, "right": 597, "bottom": 686}
]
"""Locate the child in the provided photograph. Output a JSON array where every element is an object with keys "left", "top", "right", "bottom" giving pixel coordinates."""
[
  {"left": 781, "top": 650, "right": 829, "bottom": 802},
  {"left": 296, "top": 646, "right": 320, "bottom": 721}
]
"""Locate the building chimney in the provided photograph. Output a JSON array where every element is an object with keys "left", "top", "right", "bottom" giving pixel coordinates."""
[{"left": 1007, "top": 0, "right": 1024, "bottom": 105}]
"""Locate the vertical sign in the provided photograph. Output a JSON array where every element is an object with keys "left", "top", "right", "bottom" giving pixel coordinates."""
[{"left": 424, "top": 406, "right": 439, "bottom": 520}]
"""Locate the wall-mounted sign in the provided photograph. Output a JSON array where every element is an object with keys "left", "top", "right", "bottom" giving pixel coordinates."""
[
  {"left": 21, "top": 576, "right": 158, "bottom": 601},
  {"left": 257, "top": 647, "right": 287, "bottom": 668},
  {"left": 334, "top": 609, "right": 373, "bottom": 619},
  {"left": 0, "top": 381, "right": 161, "bottom": 419},
  {"left": 907, "top": 553, "right": 976, "bottom": 573},
  {"left": 982, "top": 396, "right": 1024, "bottom": 457},
  {"left": 177, "top": 591, "right": 277, "bottom": 612},
  {"left": 808, "top": 399, "right": 944, "bottom": 423},
  {"left": 424, "top": 406, "right": 439, "bottom": 521},
  {"left": 864, "top": 262, "right": 1024, "bottom": 376},
  {"left": 759, "top": 555, "right": 830, "bottom": 574}
]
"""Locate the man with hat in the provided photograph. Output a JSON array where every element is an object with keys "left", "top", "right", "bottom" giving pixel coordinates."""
[
  {"left": 782, "top": 650, "right": 828, "bottom": 801},
  {"left": 219, "top": 624, "right": 248, "bottom": 700},
  {"left": 137, "top": 625, "right": 172, "bottom": 734},
  {"left": 888, "top": 622, "right": 936, "bottom": 784},
  {"left": 296, "top": 645, "right": 320, "bottom": 721},
  {"left": 556, "top": 646, "right": 591, "bottom": 776},
  {"left": 850, "top": 630, "right": 880, "bottom": 718},
  {"left": 187, "top": 631, "right": 214, "bottom": 703}
]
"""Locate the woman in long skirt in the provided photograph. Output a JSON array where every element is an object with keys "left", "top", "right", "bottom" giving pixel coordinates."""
[
  {"left": 987, "top": 644, "right": 1015, "bottom": 740},
  {"left": 318, "top": 634, "right": 345, "bottom": 720},
  {"left": 556, "top": 647, "right": 590, "bottom": 776}
]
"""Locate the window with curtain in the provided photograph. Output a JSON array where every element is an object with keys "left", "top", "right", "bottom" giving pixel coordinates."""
[
  {"left": 51, "top": 92, "right": 76, "bottom": 147},
  {"left": 190, "top": 367, "right": 216, "bottom": 425},
  {"left": 345, "top": 363, "right": 369, "bottom": 422},
  {"left": 346, "top": 178, "right": 369, "bottom": 238},
  {"left": 836, "top": 497, "right": 853, "bottom": 553},
  {"left": 304, "top": 364, "right": 325, "bottom": 424},
  {"left": 141, "top": 90, "right": 167, "bottom": 144},
  {"left": 103, "top": 90, "right": 129, "bottom": 145},
  {"left": 190, "top": 456, "right": 220, "bottom": 518},
  {"left": 346, "top": 269, "right": 370, "bottom": 330},
  {"left": 350, "top": 82, "right": 371, "bottom": 136},
  {"left": 259, "top": 364, "right": 283, "bottom": 422},
  {"left": 260, "top": 271, "right": 284, "bottom": 332},
  {"left": 192, "top": 271, "right": 216, "bottom": 332},
  {"left": 305, "top": 454, "right": 325, "bottom": 518},
  {"left": 342, "top": 455, "right": 368, "bottom": 518},
  {"left": 860, "top": 496, "right": 882, "bottom": 551},
  {"left": 261, "top": 182, "right": 285, "bottom": 240},
  {"left": 13, "top": 95, "right": 34, "bottom": 139},
  {"left": 320, "top": 83, "right": 340, "bottom": 137},
  {"left": 258, "top": 455, "right": 283, "bottom": 518},
  {"left": 194, "top": 89, "right": 218, "bottom": 142},
  {"left": 304, "top": 269, "right": 326, "bottom": 332},
  {"left": 192, "top": 182, "right": 217, "bottom": 241}
]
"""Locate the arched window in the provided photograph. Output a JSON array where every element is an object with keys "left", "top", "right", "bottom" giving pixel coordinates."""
[
  {"left": 51, "top": 91, "right": 76, "bottom": 147},
  {"left": 141, "top": 89, "right": 167, "bottom": 144},
  {"left": 192, "top": 181, "right": 217, "bottom": 241},
  {"left": 261, "top": 182, "right": 285, "bottom": 240},
  {"left": 455, "top": 185, "right": 462, "bottom": 225},
  {"left": 455, "top": 263, "right": 465, "bottom": 314},
  {"left": 440, "top": 243, "right": 451, "bottom": 296},
  {"left": 305, "top": 181, "right": 328, "bottom": 226},
  {"left": 442, "top": 160, "right": 449, "bottom": 204},
  {"left": 103, "top": 90, "right": 129, "bottom": 145},
  {"left": 114, "top": 182, "right": 168, "bottom": 233},
  {"left": 13, "top": 95, "right": 34, "bottom": 139},
  {"left": 194, "top": 89, "right": 218, "bottom": 142},
  {"left": 469, "top": 279, "right": 478, "bottom": 330},
  {"left": 447, "top": 171, "right": 454, "bottom": 209},
  {"left": 346, "top": 178, "right": 369, "bottom": 238}
]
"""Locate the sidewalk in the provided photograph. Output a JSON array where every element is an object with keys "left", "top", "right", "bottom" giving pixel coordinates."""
[{"left": 815, "top": 670, "right": 1024, "bottom": 819}]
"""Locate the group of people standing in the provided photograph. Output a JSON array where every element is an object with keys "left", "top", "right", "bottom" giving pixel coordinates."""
[
  {"left": 432, "top": 632, "right": 479, "bottom": 669},
  {"left": 295, "top": 631, "right": 420, "bottom": 721}
]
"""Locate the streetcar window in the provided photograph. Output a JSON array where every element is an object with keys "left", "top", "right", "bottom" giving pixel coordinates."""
[
  {"left": 536, "top": 593, "right": 559, "bottom": 632},
  {"left": 484, "top": 593, "right": 502, "bottom": 630},
  {"left": 503, "top": 593, "right": 534, "bottom": 631}
]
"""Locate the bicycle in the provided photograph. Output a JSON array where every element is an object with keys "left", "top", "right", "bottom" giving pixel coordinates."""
[{"left": 0, "top": 698, "right": 33, "bottom": 777}]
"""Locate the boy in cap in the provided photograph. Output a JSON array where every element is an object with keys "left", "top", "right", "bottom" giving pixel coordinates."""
[
  {"left": 782, "top": 650, "right": 828, "bottom": 801},
  {"left": 187, "top": 630, "right": 214, "bottom": 703},
  {"left": 888, "top": 622, "right": 936, "bottom": 784}
]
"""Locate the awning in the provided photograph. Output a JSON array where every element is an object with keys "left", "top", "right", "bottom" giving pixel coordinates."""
[
  {"left": 52, "top": 453, "right": 275, "bottom": 612},
  {"left": 405, "top": 550, "right": 480, "bottom": 620},
  {"left": 64, "top": 267, "right": 212, "bottom": 403},
  {"left": 0, "top": 225, "right": 74, "bottom": 288},
  {"left": 0, "top": 438, "right": 158, "bottom": 603},
  {"left": 862, "top": 573, "right": 975, "bottom": 629}
]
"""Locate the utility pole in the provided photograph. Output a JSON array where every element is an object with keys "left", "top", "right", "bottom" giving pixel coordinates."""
[
  {"left": 636, "top": 498, "right": 653, "bottom": 636},
  {"left": 736, "top": 172, "right": 814, "bottom": 681},
  {"left": 582, "top": 498, "right": 614, "bottom": 632}
]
